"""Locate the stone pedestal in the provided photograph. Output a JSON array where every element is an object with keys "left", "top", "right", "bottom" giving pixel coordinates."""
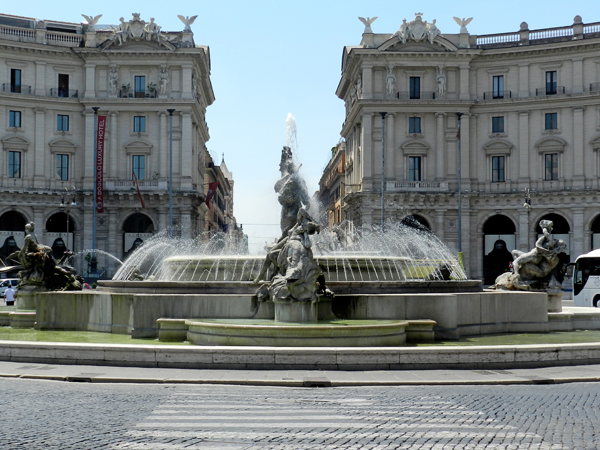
[
  {"left": 15, "top": 286, "right": 42, "bottom": 310},
  {"left": 547, "top": 292, "right": 562, "bottom": 313},
  {"left": 274, "top": 301, "right": 318, "bottom": 323}
]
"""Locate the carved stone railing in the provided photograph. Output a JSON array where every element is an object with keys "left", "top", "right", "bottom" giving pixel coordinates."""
[
  {"left": 386, "top": 181, "right": 449, "bottom": 191},
  {"left": 45, "top": 31, "right": 83, "bottom": 47},
  {"left": 105, "top": 179, "right": 167, "bottom": 191},
  {"left": 476, "top": 32, "right": 519, "bottom": 46},
  {"left": 0, "top": 24, "right": 35, "bottom": 42},
  {"left": 477, "top": 21, "right": 600, "bottom": 47},
  {"left": 529, "top": 26, "right": 573, "bottom": 40}
]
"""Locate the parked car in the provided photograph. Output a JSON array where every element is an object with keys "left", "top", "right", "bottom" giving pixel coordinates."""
[{"left": 0, "top": 279, "right": 19, "bottom": 298}]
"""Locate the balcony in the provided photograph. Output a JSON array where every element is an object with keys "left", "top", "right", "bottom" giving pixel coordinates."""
[
  {"left": 49, "top": 88, "right": 79, "bottom": 98},
  {"left": 590, "top": 83, "right": 600, "bottom": 93},
  {"left": 1, "top": 84, "right": 31, "bottom": 95},
  {"left": 395, "top": 91, "right": 437, "bottom": 100},
  {"left": 118, "top": 90, "right": 158, "bottom": 99},
  {"left": 535, "top": 86, "right": 566, "bottom": 96},
  {"left": 105, "top": 179, "right": 167, "bottom": 191},
  {"left": 386, "top": 181, "right": 449, "bottom": 192},
  {"left": 482, "top": 90, "right": 512, "bottom": 100}
]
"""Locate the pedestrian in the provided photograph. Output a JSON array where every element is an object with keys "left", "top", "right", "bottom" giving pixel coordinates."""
[{"left": 4, "top": 286, "right": 15, "bottom": 306}]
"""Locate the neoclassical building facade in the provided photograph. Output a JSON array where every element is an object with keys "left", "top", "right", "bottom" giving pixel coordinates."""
[
  {"left": 336, "top": 14, "right": 600, "bottom": 282},
  {"left": 0, "top": 12, "right": 214, "bottom": 277}
]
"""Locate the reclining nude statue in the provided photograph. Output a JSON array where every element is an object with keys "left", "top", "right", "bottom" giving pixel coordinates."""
[
  {"left": 492, "top": 220, "right": 566, "bottom": 291},
  {"left": 6, "top": 222, "right": 83, "bottom": 291}
]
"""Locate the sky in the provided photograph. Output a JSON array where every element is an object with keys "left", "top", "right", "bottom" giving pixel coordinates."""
[{"left": 2, "top": 1, "right": 595, "bottom": 253}]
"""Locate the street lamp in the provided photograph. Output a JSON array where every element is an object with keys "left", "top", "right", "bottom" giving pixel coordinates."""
[
  {"left": 60, "top": 186, "right": 77, "bottom": 251},
  {"left": 167, "top": 109, "right": 175, "bottom": 237},
  {"left": 91, "top": 107, "right": 99, "bottom": 274},
  {"left": 380, "top": 112, "right": 386, "bottom": 232}
]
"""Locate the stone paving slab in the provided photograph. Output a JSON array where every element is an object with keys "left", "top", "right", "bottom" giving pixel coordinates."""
[{"left": 1, "top": 360, "right": 600, "bottom": 387}]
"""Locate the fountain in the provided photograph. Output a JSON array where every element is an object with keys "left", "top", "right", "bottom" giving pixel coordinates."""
[{"left": 32, "top": 116, "right": 556, "bottom": 345}]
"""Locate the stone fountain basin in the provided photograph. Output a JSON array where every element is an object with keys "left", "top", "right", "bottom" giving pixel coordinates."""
[
  {"left": 160, "top": 255, "right": 413, "bottom": 282},
  {"left": 180, "top": 318, "right": 409, "bottom": 347}
]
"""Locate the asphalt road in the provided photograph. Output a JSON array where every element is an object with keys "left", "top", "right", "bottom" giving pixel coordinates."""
[{"left": 2, "top": 378, "right": 600, "bottom": 449}]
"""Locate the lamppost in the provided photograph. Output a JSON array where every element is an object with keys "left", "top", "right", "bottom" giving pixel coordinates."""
[
  {"left": 91, "top": 107, "right": 99, "bottom": 274},
  {"left": 167, "top": 109, "right": 175, "bottom": 237},
  {"left": 524, "top": 187, "right": 532, "bottom": 249},
  {"left": 380, "top": 112, "right": 386, "bottom": 232},
  {"left": 60, "top": 186, "right": 77, "bottom": 251},
  {"left": 455, "top": 112, "right": 464, "bottom": 254}
]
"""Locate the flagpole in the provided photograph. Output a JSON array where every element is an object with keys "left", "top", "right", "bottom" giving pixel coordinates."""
[
  {"left": 167, "top": 109, "right": 175, "bottom": 238},
  {"left": 91, "top": 107, "right": 99, "bottom": 275}
]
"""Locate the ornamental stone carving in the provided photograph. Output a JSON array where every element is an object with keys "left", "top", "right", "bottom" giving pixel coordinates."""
[
  {"left": 159, "top": 65, "right": 169, "bottom": 96},
  {"left": 453, "top": 17, "right": 473, "bottom": 34},
  {"left": 105, "top": 13, "right": 171, "bottom": 48},
  {"left": 393, "top": 13, "right": 441, "bottom": 45},
  {"left": 81, "top": 14, "right": 102, "bottom": 31},
  {"left": 108, "top": 65, "right": 119, "bottom": 96},
  {"left": 358, "top": 16, "right": 377, "bottom": 34}
]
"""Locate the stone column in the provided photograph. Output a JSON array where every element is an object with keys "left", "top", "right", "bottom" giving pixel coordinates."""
[
  {"left": 180, "top": 209, "right": 192, "bottom": 239},
  {"left": 180, "top": 111, "right": 192, "bottom": 189},
  {"left": 385, "top": 113, "right": 395, "bottom": 181},
  {"left": 84, "top": 63, "right": 96, "bottom": 99},
  {"left": 109, "top": 111, "right": 119, "bottom": 179},
  {"left": 34, "top": 108, "right": 46, "bottom": 187},
  {"left": 35, "top": 61, "right": 46, "bottom": 96},
  {"left": 518, "top": 111, "right": 530, "bottom": 188},
  {"left": 32, "top": 206, "right": 46, "bottom": 246},
  {"left": 518, "top": 209, "right": 530, "bottom": 252},
  {"left": 435, "top": 209, "right": 446, "bottom": 242},
  {"left": 362, "top": 65, "right": 373, "bottom": 99},
  {"left": 518, "top": 63, "right": 529, "bottom": 98},
  {"left": 572, "top": 57, "right": 584, "bottom": 94},
  {"left": 573, "top": 107, "right": 584, "bottom": 186},
  {"left": 107, "top": 209, "right": 119, "bottom": 262},
  {"left": 361, "top": 113, "right": 373, "bottom": 189},
  {"left": 459, "top": 65, "right": 470, "bottom": 100},
  {"left": 460, "top": 113, "right": 470, "bottom": 187},
  {"left": 468, "top": 114, "right": 477, "bottom": 186},
  {"left": 435, "top": 113, "right": 445, "bottom": 180},
  {"left": 572, "top": 207, "right": 585, "bottom": 259},
  {"left": 83, "top": 109, "right": 96, "bottom": 189},
  {"left": 158, "top": 207, "right": 168, "bottom": 233},
  {"left": 181, "top": 64, "right": 193, "bottom": 99}
]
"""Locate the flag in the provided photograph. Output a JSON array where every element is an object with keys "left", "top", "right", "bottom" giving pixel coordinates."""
[
  {"left": 132, "top": 170, "right": 145, "bottom": 208},
  {"left": 96, "top": 115, "right": 107, "bottom": 213},
  {"left": 206, "top": 181, "right": 219, "bottom": 207}
]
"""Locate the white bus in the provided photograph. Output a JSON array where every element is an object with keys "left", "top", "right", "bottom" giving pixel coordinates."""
[{"left": 573, "top": 249, "right": 600, "bottom": 307}]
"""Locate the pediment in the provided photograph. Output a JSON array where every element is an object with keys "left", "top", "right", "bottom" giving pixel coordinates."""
[
  {"left": 1, "top": 135, "right": 29, "bottom": 150},
  {"left": 49, "top": 138, "right": 77, "bottom": 153},
  {"left": 483, "top": 139, "right": 513, "bottom": 155},
  {"left": 535, "top": 136, "right": 567, "bottom": 153},
  {"left": 379, "top": 35, "right": 456, "bottom": 53},
  {"left": 124, "top": 140, "right": 153, "bottom": 153},
  {"left": 590, "top": 135, "right": 600, "bottom": 150},
  {"left": 400, "top": 140, "right": 430, "bottom": 154}
]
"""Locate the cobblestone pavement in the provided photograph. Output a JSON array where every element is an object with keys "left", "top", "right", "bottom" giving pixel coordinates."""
[{"left": 2, "top": 378, "right": 600, "bottom": 449}]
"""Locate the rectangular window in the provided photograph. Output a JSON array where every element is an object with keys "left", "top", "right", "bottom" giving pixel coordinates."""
[
  {"left": 133, "top": 116, "right": 146, "bottom": 133},
  {"left": 8, "top": 151, "right": 21, "bottom": 178},
  {"left": 408, "top": 156, "right": 422, "bottom": 181},
  {"left": 492, "top": 156, "right": 505, "bottom": 182},
  {"left": 492, "top": 116, "right": 504, "bottom": 133},
  {"left": 545, "top": 113, "right": 558, "bottom": 130},
  {"left": 409, "top": 117, "right": 421, "bottom": 134},
  {"left": 134, "top": 76, "right": 146, "bottom": 98},
  {"left": 546, "top": 71, "right": 557, "bottom": 95},
  {"left": 10, "top": 69, "right": 21, "bottom": 93},
  {"left": 55, "top": 154, "right": 69, "bottom": 181},
  {"left": 57, "top": 114, "right": 69, "bottom": 131},
  {"left": 409, "top": 77, "right": 420, "bottom": 99},
  {"left": 493, "top": 75, "right": 504, "bottom": 98},
  {"left": 58, "top": 74, "right": 69, "bottom": 98},
  {"left": 132, "top": 155, "right": 145, "bottom": 180},
  {"left": 545, "top": 153, "right": 558, "bottom": 180},
  {"left": 9, "top": 110, "right": 21, "bottom": 128}
]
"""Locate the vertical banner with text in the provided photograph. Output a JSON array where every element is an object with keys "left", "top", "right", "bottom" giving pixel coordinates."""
[{"left": 96, "top": 115, "right": 107, "bottom": 213}]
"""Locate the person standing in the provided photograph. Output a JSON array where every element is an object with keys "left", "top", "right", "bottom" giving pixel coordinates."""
[{"left": 4, "top": 286, "right": 15, "bottom": 306}]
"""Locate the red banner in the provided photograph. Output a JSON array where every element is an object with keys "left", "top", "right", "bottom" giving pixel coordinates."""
[
  {"left": 96, "top": 115, "right": 107, "bottom": 213},
  {"left": 132, "top": 170, "right": 146, "bottom": 208}
]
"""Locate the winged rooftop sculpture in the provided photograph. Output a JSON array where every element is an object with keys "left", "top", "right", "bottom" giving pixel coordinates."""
[
  {"left": 177, "top": 15, "right": 198, "bottom": 32},
  {"left": 81, "top": 14, "right": 102, "bottom": 30},
  {"left": 453, "top": 16, "right": 473, "bottom": 33},
  {"left": 358, "top": 16, "right": 378, "bottom": 34}
]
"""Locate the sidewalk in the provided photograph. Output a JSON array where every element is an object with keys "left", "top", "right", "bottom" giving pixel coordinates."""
[{"left": 2, "top": 360, "right": 600, "bottom": 387}]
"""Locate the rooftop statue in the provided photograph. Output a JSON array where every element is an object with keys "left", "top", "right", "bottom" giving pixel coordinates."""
[
  {"left": 492, "top": 220, "right": 566, "bottom": 291},
  {"left": 453, "top": 17, "right": 473, "bottom": 34},
  {"left": 6, "top": 222, "right": 83, "bottom": 291},
  {"left": 393, "top": 13, "right": 441, "bottom": 45},
  {"left": 177, "top": 15, "right": 198, "bottom": 32},
  {"left": 81, "top": 14, "right": 102, "bottom": 31},
  {"left": 358, "top": 16, "right": 378, "bottom": 34}
]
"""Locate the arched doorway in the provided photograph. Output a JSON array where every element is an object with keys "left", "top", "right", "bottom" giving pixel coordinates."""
[
  {"left": 483, "top": 214, "right": 516, "bottom": 284},
  {"left": 0, "top": 211, "right": 27, "bottom": 264},
  {"left": 122, "top": 213, "right": 154, "bottom": 258},
  {"left": 591, "top": 215, "right": 600, "bottom": 250},
  {"left": 46, "top": 212, "right": 75, "bottom": 254},
  {"left": 401, "top": 214, "right": 431, "bottom": 231},
  {"left": 536, "top": 213, "right": 570, "bottom": 282}
]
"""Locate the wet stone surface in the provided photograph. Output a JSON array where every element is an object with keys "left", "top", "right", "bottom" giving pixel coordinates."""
[{"left": 2, "top": 378, "right": 600, "bottom": 449}]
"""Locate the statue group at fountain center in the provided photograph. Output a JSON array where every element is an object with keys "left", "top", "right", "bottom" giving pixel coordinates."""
[
  {"left": 254, "top": 147, "right": 332, "bottom": 312},
  {"left": 493, "top": 220, "right": 567, "bottom": 291},
  {"left": 7, "top": 222, "right": 83, "bottom": 291}
]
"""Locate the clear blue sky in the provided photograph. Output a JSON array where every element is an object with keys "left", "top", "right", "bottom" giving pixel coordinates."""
[{"left": 4, "top": 1, "right": 594, "bottom": 253}]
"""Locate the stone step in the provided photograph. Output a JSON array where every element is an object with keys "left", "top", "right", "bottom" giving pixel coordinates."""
[{"left": 10, "top": 311, "right": 36, "bottom": 329}]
